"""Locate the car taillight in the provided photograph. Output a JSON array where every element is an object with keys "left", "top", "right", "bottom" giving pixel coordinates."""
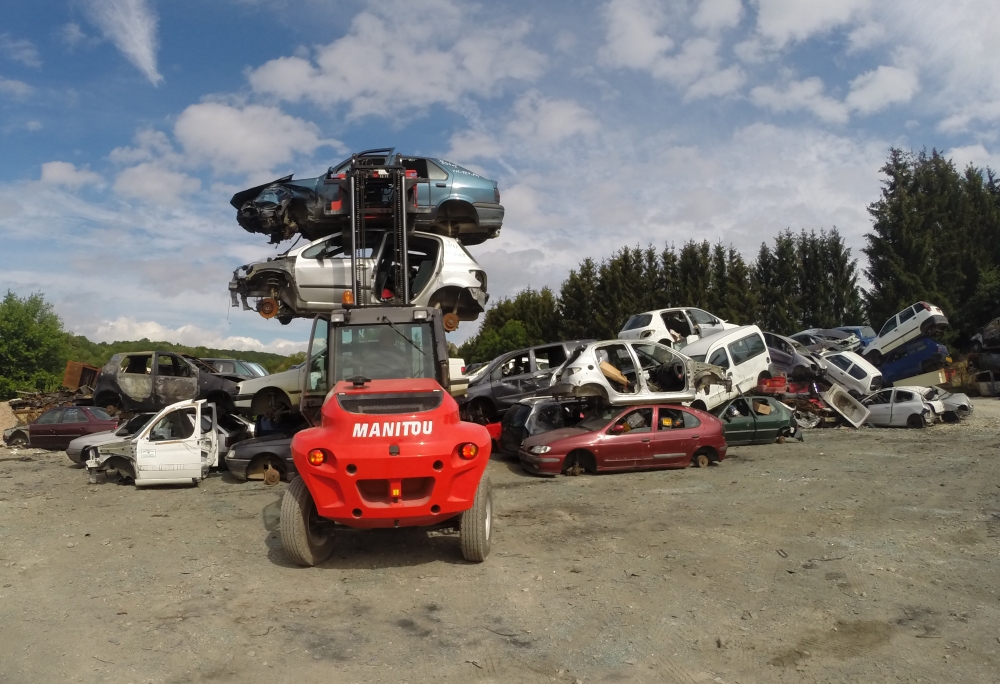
[
  {"left": 307, "top": 449, "right": 328, "bottom": 466},
  {"left": 919, "top": 302, "right": 932, "bottom": 311},
  {"left": 405, "top": 170, "right": 417, "bottom": 178},
  {"left": 458, "top": 443, "right": 479, "bottom": 460}
]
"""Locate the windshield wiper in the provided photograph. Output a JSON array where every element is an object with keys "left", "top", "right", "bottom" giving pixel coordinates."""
[{"left": 380, "top": 317, "right": 428, "bottom": 357}]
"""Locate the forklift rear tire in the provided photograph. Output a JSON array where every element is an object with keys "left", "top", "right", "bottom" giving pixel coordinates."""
[
  {"left": 280, "top": 477, "right": 334, "bottom": 567},
  {"left": 460, "top": 474, "right": 492, "bottom": 562}
]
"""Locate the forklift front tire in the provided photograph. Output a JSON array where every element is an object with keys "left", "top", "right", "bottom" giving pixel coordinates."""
[
  {"left": 459, "top": 474, "right": 493, "bottom": 562},
  {"left": 280, "top": 477, "right": 334, "bottom": 567}
]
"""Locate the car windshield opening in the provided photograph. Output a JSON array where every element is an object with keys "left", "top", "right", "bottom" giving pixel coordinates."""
[{"left": 333, "top": 323, "right": 435, "bottom": 382}]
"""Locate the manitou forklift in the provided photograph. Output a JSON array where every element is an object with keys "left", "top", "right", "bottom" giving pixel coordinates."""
[{"left": 279, "top": 152, "right": 494, "bottom": 566}]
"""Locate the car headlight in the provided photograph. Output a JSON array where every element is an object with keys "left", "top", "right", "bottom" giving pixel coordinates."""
[{"left": 529, "top": 445, "right": 551, "bottom": 454}]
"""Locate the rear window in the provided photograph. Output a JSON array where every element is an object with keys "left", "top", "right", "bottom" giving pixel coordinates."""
[
  {"left": 899, "top": 307, "right": 916, "bottom": 323},
  {"left": 90, "top": 408, "right": 113, "bottom": 421},
  {"left": 827, "top": 354, "right": 852, "bottom": 371},
  {"left": 503, "top": 404, "right": 531, "bottom": 430},
  {"left": 727, "top": 334, "right": 766, "bottom": 366},
  {"left": 847, "top": 364, "right": 868, "bottom": 380},
  {"left": 622, "top": 314, "right": 652, "bottom": 331},
  {"left": 861, "top": 327, "right": 876, "bottom": 339}
]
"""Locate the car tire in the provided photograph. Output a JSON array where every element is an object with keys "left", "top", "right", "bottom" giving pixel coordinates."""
[
  {"left": 8, "top": 431, "right": 28, "bottom": 447},
  {"left": 906, "top": 413, "right": 926, "bottom": 429},
  {"left": 972, "top": 341, "right": 983, "bottom": 353},
  {"left": 459, "top": 473, "right": 492, "bottom": 562},
  {"left": 280, "top": 476, "right": 334, "bottom": 567}
]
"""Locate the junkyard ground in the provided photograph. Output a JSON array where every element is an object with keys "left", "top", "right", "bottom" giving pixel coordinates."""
[{"left": 1, "top": 403, "right": 999, "bottom": 684}]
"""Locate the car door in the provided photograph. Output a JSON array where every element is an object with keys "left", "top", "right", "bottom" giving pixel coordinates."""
[
  {"left": 134, "top": 403, "right": 213, "bottom": 483},
  {"left": 596, "top": 408, "right": 653, "bottom": 470},
  {"left": 490, "top": 350, "right": 533, "bottom": 409},
  {"left": 632, "top": 343, "right": 691, "bottom": 399},
  {"left": 718, "top": 398, "right": 756, "bottom": 445},
  {"left": 649, "top": 407, "right": 698, "bottom": 466},
  {"left": 748, "top": 398, "right": 784, "bottom": 442},
  {"left": 890, "top": 389, "right": 920, "bottom": 426},
  {"left": 29, "top": 408, "right": 64, "bottom": 449},
  {"left": 593, "top": 343, "right": 642, "bottom": 398},
  {"left": 876, "top": 314, "right": 900, "bottom": 351},
  {"left": 763, "top": 333, "right": 793, "bottom": 373},
  {"left": 51, "top": 407, "right": 92, "bottom": 450},
  {"left": 154, "top": 353, "right": 198, "bottom": 407},
  {"left": 823, "top": 354, "right": 857, "bottom": 393},
  {"left": 687, "top": 308, "right": 726, "bottom": 338},
  {"left": 116, "top": 353, "right": 154, "bottom": 410},
  {"left": 862, "top": 389, "right": 893, "bottom": 426},
  {"left": 427, "top": 160, "right": 453, "bottom": 209}
]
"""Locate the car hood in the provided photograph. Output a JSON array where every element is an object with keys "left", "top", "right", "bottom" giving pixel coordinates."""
[
  {"left": 67, "top": 430, "right": 119, "bottom": 451},
  {"left": 522, "top": 427, "right": 592, "bottom": 449},
  {"left": 235, "top": 432, "right": 295, "bottom": 449}
]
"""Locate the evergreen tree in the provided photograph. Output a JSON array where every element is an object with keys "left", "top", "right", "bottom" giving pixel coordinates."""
[{"left": 558, "top": 258, "right": 599, "bottom": 341}]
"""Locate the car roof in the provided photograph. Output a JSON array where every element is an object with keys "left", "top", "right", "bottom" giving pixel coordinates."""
[{"left": 681, "top": 325, "right": 760, "bottom": 355}]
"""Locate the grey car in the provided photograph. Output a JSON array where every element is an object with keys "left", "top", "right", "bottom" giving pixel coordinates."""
[
  {"left": 763, "top": 332, "right": 827, "bottom": 379},
  {"left": 65, "top": 412, "right": 156, "bottom": 465},
  {"left": 801, "top": 328, "right": 861, "bottom": 352},
  {"left": 231, "top": 148, "right": 504, "bottom": 246},
  {"left": 229, "top": 230, "right": 489, "bottom": 326}
]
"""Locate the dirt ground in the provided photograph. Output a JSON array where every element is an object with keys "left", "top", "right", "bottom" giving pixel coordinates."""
[{"left": 1, "top": 400, "right": 998, "bottom": 684}]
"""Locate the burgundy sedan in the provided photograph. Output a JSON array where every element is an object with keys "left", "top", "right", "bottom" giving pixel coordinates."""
[
  {"left": 518, "top": 404, "right": 727, "bottom": 476},
  {"left": 18, "top": 407, "right": 118, "bottom": 450}
]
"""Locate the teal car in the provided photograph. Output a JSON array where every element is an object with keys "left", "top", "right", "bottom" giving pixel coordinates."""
[{"left": 710, "top": 396, "right": 801, "bottom": 445}]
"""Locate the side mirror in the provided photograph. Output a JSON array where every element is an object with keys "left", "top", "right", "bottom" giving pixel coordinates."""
[{"left": 610, "top": 424, "right": 625, "bottom": 435}]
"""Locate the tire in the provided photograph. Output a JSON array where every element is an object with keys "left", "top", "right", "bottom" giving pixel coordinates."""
[
  {"left": 906, "top": 413, "right": 926, "bottom": 429},
  {"left": 972, "top": 341, "right": 983, "bottom": 353},
  {"left": 280, "top": 476, "right": 334, "bottom": 567},
  {"left": 8, "top": 431, "right": 28, "bottom": 447},
  {"left": 693, "top": 450, "right": 711, "bottom": 468},
  {"left": 459, "top": 473, "right": 493, "bottom": 562}
]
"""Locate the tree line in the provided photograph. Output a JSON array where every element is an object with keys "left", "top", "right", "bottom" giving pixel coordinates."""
[{"left": 459, "top": 147, "right": 1000, "bottom": 364}]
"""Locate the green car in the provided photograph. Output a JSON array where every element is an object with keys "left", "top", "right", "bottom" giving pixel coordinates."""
[{"left": 711, "top": 396, "right": 801, "bottom": 446}]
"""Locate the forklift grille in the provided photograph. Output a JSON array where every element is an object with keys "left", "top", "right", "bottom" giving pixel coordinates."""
[{"left": 337, "top": 391, "right": 443, "bottom": 415}]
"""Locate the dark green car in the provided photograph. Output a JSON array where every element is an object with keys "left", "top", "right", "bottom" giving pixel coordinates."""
[{"left": 711, "top": 396, "right": 801, "bottom": 445}]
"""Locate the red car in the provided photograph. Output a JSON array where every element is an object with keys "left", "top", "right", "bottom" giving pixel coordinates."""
[
  {"left": 519, "top": 404, "right": 727, "bottom": 476},
  {"left": 3, "top": 406, "right": 119, "bottom": 450},
  {"left": 281, "top": 377, "right": 493, "bottom": 566}
]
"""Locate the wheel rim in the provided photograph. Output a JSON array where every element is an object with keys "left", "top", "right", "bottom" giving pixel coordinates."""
[{"left": 484, "top": 494, "right": 492, "bottom": 540}]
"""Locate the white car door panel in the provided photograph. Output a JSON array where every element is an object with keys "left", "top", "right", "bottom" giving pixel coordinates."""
[{"left": 133, "top": 402, "right": 217, "bottom": 485}]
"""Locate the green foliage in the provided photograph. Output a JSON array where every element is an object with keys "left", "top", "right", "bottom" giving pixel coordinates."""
[{"left": 0, "top": 291, "right": 68, "bottom": 399}]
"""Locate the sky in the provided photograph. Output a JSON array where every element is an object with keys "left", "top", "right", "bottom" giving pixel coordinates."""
[{"left": 2, "top": 0, "right": 1000, "bottom": 354}]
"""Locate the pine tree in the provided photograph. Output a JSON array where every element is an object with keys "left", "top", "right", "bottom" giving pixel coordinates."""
[{"left": 558, "top": 258, "right": 599, "bottom": 341}]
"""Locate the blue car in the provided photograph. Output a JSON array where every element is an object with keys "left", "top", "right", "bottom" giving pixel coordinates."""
[
  {"left": 231, "top": 148, "right": 504, "bottom": 246},
  {"left": 879, "top": 336, "right": 950, "bottom": 385},
  {"left": 837, "top": 325, "right": 877, "bottom": 350}
]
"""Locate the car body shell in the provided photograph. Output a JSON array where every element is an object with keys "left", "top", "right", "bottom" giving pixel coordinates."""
[
  {"left": 673, "top": 326, "right": 771, "bottom": 410},
  {"left": 65, "top": 412, "right": 156, "bottom": 464},
  {"left": 290, "top": 378, "right": 491, "bottom": 529},
  {"left": 549, "top": 339, "right": 728, "bottom": 408},
  {"left": 763, "top": 332, "right": 827, "bottom": 379},
  {"left": 710, "top": 396, "right": 799, "bottom": 445},
  {"left": 497, "top": 397, "right": 593, "bottom": 457},
  {"left": 518, "top": 404, "right": 727, "bottom": 476},
  {"left": 231, "top": 151, "right": 504, "bottom": 246},
  {"left": 201, "top": 358, "right": 269, "bottom": 380},
  {"left": 800, "top": 328, "right": 861, "bottom": 352},
  {"left": 92, "top": 352, "right": 239, "bottom": 415},
  {"left": 865, "top": 302, "right": 949, "bottom": 364},
  {"left": 916, "top": 387, "right": 972, "bottom": 420},
  {"left": 460, "top": 340, "right": 594, "bottom": 422},
  {"left": 837, "top": 326, "right": 877, "bottom": 350},
  {"left": 225, "top": 433, "right": 295, "bottom": 481},
  {"left": 617, "top": 307, "right": 739, "bottom": 349},
  {"left": 879, "top": 336, "right": 950, "bottom": 386},
  {"left": 789, "top": 332, "right": 840, "bottom": 354},
  {"left": 236, "top": 362, "right": 306, "bottom": 415},
  {"left": 820, "top": 350, "right": 884, "bottom": 396},
  {"left": 973, "top": 370, "right": 1000, "bottom": 396},
  {"left": 4, "top": 406, "right": 118, "bottom": 450},
  {"left": 229, "top": 230, "right": 488, "bottom": 323},
  {"left": 971, "top": 316, "right": 1000, "bottom": 352},
  {"left": 862, "top": 386, "right": 940, "bottom": 427}
]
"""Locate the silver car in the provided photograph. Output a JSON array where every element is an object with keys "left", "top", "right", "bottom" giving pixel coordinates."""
[
  {"left": 65, "top": 412, "right": 156, "bottom": 465},
  {"left": 549, "top": 340, "right": 727, "bottom": 406},
  {"left": 229, "top": 230, "right": 488, "bottom": 325}
]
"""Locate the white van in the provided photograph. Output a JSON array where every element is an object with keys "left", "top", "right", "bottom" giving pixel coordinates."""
[{"left": 680, "top": 325, "right": 771, "bottom": 410}]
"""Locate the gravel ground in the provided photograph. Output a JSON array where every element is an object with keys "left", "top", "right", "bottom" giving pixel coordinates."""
[{"left": 0, "top": 400, "right": 998, "bottom": 684}]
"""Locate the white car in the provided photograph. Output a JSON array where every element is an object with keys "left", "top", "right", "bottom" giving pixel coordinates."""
[
  {"left": 618, "top": 307, "right": 738, "bottom": 349},
  {"left": 865, "top": 302, "right": 948, "bottom": 365},
  {"left": 236, "top": 362, "right": 311, "bottom": 416},
  {"left": 229, "top": 230, "right": 489, "bottom": 326},
  {"left": 680, "top": 326, "right": 772, "bottom": 410},
  {"left": 549, "top": 340, "right": 727, "bottom": 406},
  {"left": 820, "top": 350, "right": 883, "bottom": 396},
  {"left": 862, "top": 387, "right": 941, "bottom": 428},
  {"left": 916, "top": 386, "right": 972, "bottom": 421}
]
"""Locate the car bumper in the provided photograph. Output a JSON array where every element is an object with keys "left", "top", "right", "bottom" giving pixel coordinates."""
[
  {"left": 224, "top": 454, "right": 250, "bottom": 481},
  {"left": 66, "top": 447, "right": 85, "bottom": 464},
  {"left": 472, "top": 203, "right": 504, "bottom": 228},
  {"left": 518, "top": 449, "right": 564, "bottom": 475}
]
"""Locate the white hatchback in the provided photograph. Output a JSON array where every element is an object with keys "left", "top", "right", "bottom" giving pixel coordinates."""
[
  {"left": 864, "top": 302, "right": 948, "bottom": 365},
  {"left": 862, "top": 386, "right": 942, "bottom": 428},
  {"left": 618, "top": 307, "right": 739, "bottom": 349},
  {"left": 820, "top": 350, "right": 883, "bottom": 396}
]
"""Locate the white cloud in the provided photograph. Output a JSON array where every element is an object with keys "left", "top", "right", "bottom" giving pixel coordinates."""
[
  {"left": 86, "top": 317, "right": 305, "bottom": 354},
  {"left": 113, "top": 162, "right": 201, "bottom": 203},
  {"left": 846, "top": 65, "right": 919, "bottom": 114},
  {"left": 445, "top": 130, "right": 504, "bottom": 162},
  {"left": 58, "top": 23, "right": 89, "bottom": 49},
  {"left": 247, "top": 1, "right": 545, "bottom": 116},
  {"left": 751, "top": 77, "right": 849, "bottom": 124},
  {"left": 685, "top": 65, "right": 746, "bottom": 101},
  {"left": 25, "top": 120, "right": 42, "bottom": 132},
  {"left": 0, "top": 76, "right": 32, "bottom": 97},
  {"left": 947, "top": 144, "right": 1000, "bottom": 173},
  {"left": 173, "top": 103, "right": 337, "bottom": 176},
  {"left": 506, "top": 92, "right": 598, "bottom": 145},
  {"left": 693, "top": 0, "right": 744, "bottom": 32},
  {"left": 39, "top": 162, "right": 103, "bottom": 188},
  {"left": 84, "top": 0, "right": 162, "bottom": 85},
  {"left": 0, "top": 33, "right": 41, "bottom": 68},
  {"left": 753, "top": 0, "right": 870, "bottom": 47}
]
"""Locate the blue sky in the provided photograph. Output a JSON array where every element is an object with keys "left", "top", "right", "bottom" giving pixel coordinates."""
[{"left": 2, "top": 0, "right": 1000, "bottom": 353}]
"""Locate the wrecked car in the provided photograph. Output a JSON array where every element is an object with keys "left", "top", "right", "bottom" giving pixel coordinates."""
[
  {"left": 496, "top": 397, "right": 593, "bottom": 458},
  {"left": 201, "top": 358, "right": 269, "bottom": 380},
  {"left": 819, "top": 350, "right": 883, "bottom": 397},
  {"left": 970, "top": 316, "right": 1000, "bottom": 352},
  {"left": 763, "top": 331, "right": 827, "bottom": 379},
  {"left": 864, "top": 302, "right": 949, "bottom": 366},
  {"left": 797, "top": 328, "right": 861, "bottom": 352},
  {"left": 837, "top": 325, "right": 877, "bottom": 350},
  {"left": 224, "top": 414, "right": 309, "bottom": 484},
  {"left": 862, "top": 387, "right": 941, "bottom": 428},
  {"left": 879, "top": 337, "right": 950, "bottom": 386},
  {"left": 87, "top": 400, "right": 252, "bottom": 487},
  {"left": 2, "top": 406, "right": 118, "bottom": 450},
  {"left": 916, "top": 386, "right": 972, "bottom": 421},
  {"left": 617, "top": 307, "right": 738, "bottom": 348},
  {"left": 459, "top": 340, "right": 594, "bottom": 424},
  {"left": 677, "top": 326, "right": 771, "bottom": 410},
  {"left": 972, "top": 370, "right": 1000, "bottom": 396},
  {"left": 229, "top": 230, "right": 488, "bottom": 326},
  {"left": 65, "top": 412, "right": 156, "bottom": 465},
  {"left": 548, "top": 339, "right": 728, "bottom": 408},
  {"left": 92, "top": 352, "right": 240, "bottom": 415},
  {"left": 710, "top": 396, "right": 801, "bottom": 445},
  {"left": 231, "top": 149, "right": 504, "bottom": 246},
  {"left": 519, "top": 404, "right": 726, "bottom": 476}
]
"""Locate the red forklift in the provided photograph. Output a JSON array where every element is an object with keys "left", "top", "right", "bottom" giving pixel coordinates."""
[{"left": 279, "top": 152, "right": 494, "bottom": 565}]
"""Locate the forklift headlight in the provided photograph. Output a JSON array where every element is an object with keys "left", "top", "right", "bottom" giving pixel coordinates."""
[
  {"left": 529, "top": 445, "right": 551, "bottom": 454},
  {"left": 458, "top": 443, "right": 479, "bottom": 459},
  {"left": 330, "top": 311, "right": 346, "bottom": 323},
  {"left": 307, "top": 449, "right": 328, "bottom": 466},
  {"left": 413, "top": 309, "right": 429, "bottom": 321}
]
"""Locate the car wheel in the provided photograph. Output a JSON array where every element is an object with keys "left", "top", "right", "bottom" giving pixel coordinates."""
[
  {"left": 865, "top": 350, "right": 883, "bottom": 367},
  {"left": 459, "top": 474, "right": 492, "bottom": 562},
  {"left": 693, "top": 450, "right": 711, "bottom": 468},
  {"left": 280, "top": 476, "right": 335, "bottom": 567},
  {"left": 972, "top": 341, "right": 983, "bottom": 353},
  {"left": 8, "top": 431, "right": 28, "bottom": 447},
  {"left": 906, "top": 413, "right": 926, "bottom": 429}
]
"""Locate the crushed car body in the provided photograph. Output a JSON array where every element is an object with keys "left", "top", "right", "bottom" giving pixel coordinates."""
[{"left": 231, "top": 149, "right": 504, "bottom": 246}]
